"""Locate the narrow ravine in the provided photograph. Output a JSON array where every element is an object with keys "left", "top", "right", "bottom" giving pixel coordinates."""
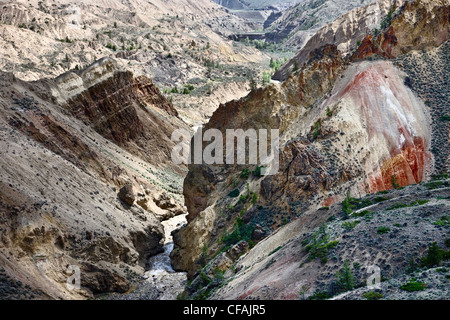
[
  {"left": 143, "top": 214, "right": 188, "bottom": 300},
  {"left": 112, "top": 214, "right": 188, "bottom": 300}
]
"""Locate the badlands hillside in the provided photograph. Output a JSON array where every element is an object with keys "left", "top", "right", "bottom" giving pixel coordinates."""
[
  {"left": 0, "top": 0, "right": 266, "bottom": 300},
  {"left": 0, "top": 0, "right": 267, "bottom": 125},
  {"left": 265, "top": 0, "right": 380, "bottom": 50},
  {"left": 0, "top": 57, "right": 192, "bottom": 299},
  {"left": 0, "top": 0, "right": 449, "bottom": 301},
  {"left": 172, "top": 0, "right": 450, "bottom": 300}
]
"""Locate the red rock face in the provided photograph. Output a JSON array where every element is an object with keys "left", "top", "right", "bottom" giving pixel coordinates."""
[
  {"left": 367, "top": 137, "right": 430, "bottom": 193},
  {"left": 332, "top": 61, "right": 432, "bottom": 193},
  {"left": 134, "top": 75, "right": 179, "bottom": 117},
  {"left": 323, "top": 195, "right": 339, "bottom": 207},
  {"left": 350, "top": 27, "right": 398, "bottom": 61},
  {"left": 351, "top": 35, "right": 379, "bottom": 61},
  {"left": 380, "top": 26, "right": 398, "bottom": 59}
]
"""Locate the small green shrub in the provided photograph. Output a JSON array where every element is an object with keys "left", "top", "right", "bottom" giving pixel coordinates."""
[
  {"left": 251, "top": 193, "right": 258, "bottom": 204},
  {"left": 363, "top": 291, "right": 383, "bottom": 300},
  {"left": 342, "top": 192, "right": 353, "bottom": 218},
  {"left": 391, "top": 174, "right": 400, "bottom": 189},
  {"left": 374, "top": 196, "right": 389, "bottom": 203},
  {"left": 351, "top": 198, "right": 373, "bottom": 209},
  {"left": 312, "top": 121, "right": 321, "bottom": 140},
  {"left": 228, "top": 189, "right": 240, "bottom": 198},
  {"left": 252, "top": 166, "right": 265, "bottom": 177},
  {"left": 431, "top": 173, "right": 449, "bottom": 180},
  {"left": 387, "top": 202, "right": 408, "bottom": 210},
  {"left": 308, "top": 291, "right": 329, "bottom": 300},
  {"left": 106, "top": 43, "right": 117, "bottom": 51},
  {"left": 342, "top": 221, "right": 360, "bottom": 231},
  {"left": 380, "top": 6, "right": 395, "bottom": 30},
  {"left": 221, "top": 218, "right": 254, "bottom": 248},
  {"left": 268, "top": 246, "right": 283, "bottom": 256},
  {"left": 424, "top": 181, "right": 444, "bottom": 190},
  {"left": 434, "top": 216, "right": 449, "bottom": 227},
  {"left": 264, "top": 258, "right": 276, "bottom": 269},
  {"left": 352, "top": 210, "right": 373, "bottom": 218},
  {"left": 387, "top": 199, "right": 429, "bottom": 210},
  {"left": 377, "top": 226, "right": 391, "bottom": 234},
  {"left": 269, "top": 58, "right": 284, "bottom": 71},
  {"left": 240, "top": 169, "right": 250, "bottom": 179},
  {"left": 414, "top": 199, "right": 430, "bottom": 206},
  {"left": 400, "top": 279, "right": 426, "bottom": 292},
  {"left": 239, "top": 193, "right": 250, "bottom": 203}
]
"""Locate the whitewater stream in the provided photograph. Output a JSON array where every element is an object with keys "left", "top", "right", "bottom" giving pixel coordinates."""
[
  {"left": 112, "top": 214, "right": 188, "bottom": 300},
  {"left": 143, "top": 214, "right": 188, "bottom": 300}
]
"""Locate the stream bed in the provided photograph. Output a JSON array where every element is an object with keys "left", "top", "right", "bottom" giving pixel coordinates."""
[{"left": 110, "top": 214, "right": 188, "bottom": 300}]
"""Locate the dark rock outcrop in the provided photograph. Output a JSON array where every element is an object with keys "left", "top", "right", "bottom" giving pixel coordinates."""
[{"left": 118, "top": 183, "right": 136, "bottom": 206}]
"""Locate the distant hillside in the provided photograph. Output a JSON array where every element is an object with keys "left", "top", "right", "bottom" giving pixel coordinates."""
[
  {"left": 212, "top": 0, "right": 303, "bottom": 10},
  {"left": 272, "top": 0, "right": 406, "bottom": 81},
  {"left": 265, "top": 0, "right": 378, "bottom": 49},
  {"left": 0, "top": 0, "right": 267, "bottom": 125}
]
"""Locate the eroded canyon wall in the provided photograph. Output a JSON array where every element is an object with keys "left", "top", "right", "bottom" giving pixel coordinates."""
[
  {"left": 172, "top": 0, "right": 447, "bottom": 280},
  {"left": 0, "top": 58, "right": 189, "bottom": 299}
]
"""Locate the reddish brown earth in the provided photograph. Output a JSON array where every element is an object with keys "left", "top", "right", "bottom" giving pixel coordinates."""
[
  {"left": 331, "top": 61, "right": 432, "bottom": 193},
  {"left": 366, "top": 137, "right": 429, "bottom": 192}
]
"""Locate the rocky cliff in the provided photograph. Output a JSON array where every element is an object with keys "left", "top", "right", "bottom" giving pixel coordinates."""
[
  {"left": 265, "top": 0, "right": 379, "bottom": 49},
  {"left": 212, "top": 0, "right": 301, "bottom": 10},
  {"left": 55, "top": 58, "right": 183, "bottom": 172},
  {"left": 0, "top": 58, "right": 189, "bottom": 299},
  {"left": 272, "top": 0, "right": 408, "bottom": 81},
  {"left": 172, "top": 0, "right": 449, "bottom": 295}
]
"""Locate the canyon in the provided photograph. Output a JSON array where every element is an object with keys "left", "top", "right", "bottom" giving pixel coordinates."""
[
  {"left": 0, "top": 57, "right": 189, "bottom": 299},
  {"left": 0, "top": 0, "right": 449, "bottom": 301},
  {"left": 171, "top": 0, "right": 450, "bottom": 299}
]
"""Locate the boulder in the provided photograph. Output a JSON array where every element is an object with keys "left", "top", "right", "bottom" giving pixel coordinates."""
[{"left": 118, "top": 183, "right": 135, "bottom": 206}]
